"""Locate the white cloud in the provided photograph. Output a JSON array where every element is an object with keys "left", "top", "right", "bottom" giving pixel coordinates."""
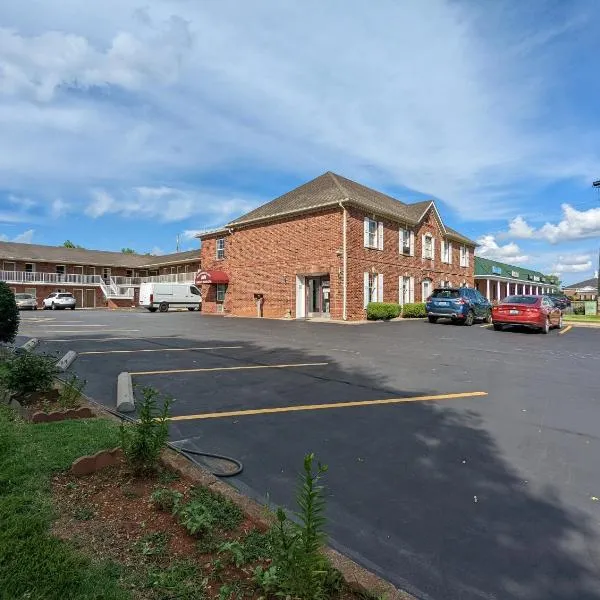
[
  {"left": 507, "top": 216, "right": 534, "bottom": 238},
  {"left": 551, "top": 253, "right": 593, "bottom": 274},
  {"left": 0, "top": 228, "right": 34, "bottom": 243},
  {"left": 182, "top": 230, "right": 202, "bottom": 240},
  {"left": 0, "top": 0, "right": 597, "bottom": 223},
  {"left": 85, "top": 190, "right": 115, "bottom": 218},
  {"left": 84, "top": 186, "right": 256, "bottom": 224},
  {"left": 476, "top": 234, "right": 529, "bottom": 264},
  {"left": 505, "top": 204, "right": 600, "bottom": 244},
  {"left": 149, "top": 246, "right": 164, "bottom": 255},
  {"left": 51, "top": 198, "right": 69, "bottom": 218}
]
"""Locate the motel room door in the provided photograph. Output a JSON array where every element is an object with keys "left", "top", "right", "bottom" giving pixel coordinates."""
[{"left": 306, "top": 276, "right": 330, "bottom": 318}]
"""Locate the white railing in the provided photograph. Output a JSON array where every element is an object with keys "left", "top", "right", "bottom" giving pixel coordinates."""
[
  {"left": 0, "top": 271, "right": 103, "bottom": 285},
  {"left": 112, "top": 276, "right": 143, "bottom": 286},
  {"left": 139, "top": 273, "right": 197, "bottom": 284}
]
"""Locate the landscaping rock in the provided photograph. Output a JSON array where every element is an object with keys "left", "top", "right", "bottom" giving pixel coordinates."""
[{"left": 71, "top": 447, "right": 123, "bottom": 476}]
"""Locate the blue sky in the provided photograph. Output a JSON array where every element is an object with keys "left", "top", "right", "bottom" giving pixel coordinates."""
[{"left": 0, "top": 0, "right": 599, "bottom": 283}]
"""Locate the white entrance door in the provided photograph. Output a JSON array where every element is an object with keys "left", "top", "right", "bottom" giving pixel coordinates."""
[
  {"left": 422, "top": 278, "right": 432, "bottom": 302},
  {"left": 295, "top": 276, "right": 306, "bottom": 318}
]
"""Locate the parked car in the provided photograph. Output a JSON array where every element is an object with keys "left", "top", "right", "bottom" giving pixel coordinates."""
[
  {"left": 139, "top": 282, "right": 202, "bottom": 313},
  {"left": 42, "top": 292, "right": 76, "bottom": 310},
  {"left": 426, "top": 287, "right": 492, "bottom": 326},
  {"left": 15, "top": 293, "right": 38, "bottom": 310},
  {"left": 492, "top": 295, "right": 562, "bottom": 334},
  {"left": 547, "top": 293, "right": 571, "bottom": 310}
]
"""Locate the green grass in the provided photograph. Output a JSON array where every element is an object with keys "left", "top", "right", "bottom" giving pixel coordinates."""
[
  {"left": 0, "top": 405, "right": 129, "bottom": 600},
  {"left": 564, "top": 314, "right": 600, "bottom": 322}
]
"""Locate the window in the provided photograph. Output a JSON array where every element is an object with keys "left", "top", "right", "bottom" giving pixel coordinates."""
[
  {"left": 25, "top": 263, "right": 35, "bottom": 273},
  {"left": 440, "top": 280, "right": 451, "bottom": 288},
  {"left": 190, "top": 286, "right": 201, "bottom": 296},
  {"left": 364, "top": 218, "right": 383, "bottom": 250},
  {"left": 216, "top": 284, "right": 227, "bottom": 302},
  {"left": 363, "top": 272, "right": 383, "bottom": 306},
  {"left": 492, "top": 266, "right": 502, "bottom": 275},
  {"left": 56, "top": 265, "right": 65, "bottom": 275},
  {"left": 422, "top": 234, "right": 434, "bottom": 260},
  {"left": 432, "top": 289, "right": 461, "bottom": 299},
  {"left": 126, "top": 269, "right": 133, "bottom": 278},
  {"left": 399, "top": 276, "right": 414, "bottom": 305},
  {"left": 216, "top": 238, "right": 226, "bottom": 259},
  {"left": 399, "top": 228, "right": 413, "bottom": 255},
  {"left": 102, "top": 267, "right": 111, "bottom": 279},
  {"left": 422, "top": 278, "right": 432, "bottom": 301},
  {"left": 459, "top": 245, "right": 469, "bottom": 267},
  {"left": 441, "top": 240, "right": 452, "bottom": 264},
  {"left": 3, "top": 262, "right": 15, "bottom": 271}
]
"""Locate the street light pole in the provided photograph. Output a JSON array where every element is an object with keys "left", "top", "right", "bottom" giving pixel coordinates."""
[{"left": 595, "top": 181, "right": 600, "bottom": 303}]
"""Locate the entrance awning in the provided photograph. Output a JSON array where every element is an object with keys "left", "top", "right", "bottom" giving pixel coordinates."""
[{"left": 195, "top": 270, "right": 229, "bottom": 285}]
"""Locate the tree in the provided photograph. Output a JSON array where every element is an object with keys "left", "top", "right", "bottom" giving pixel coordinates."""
[
  {"left": 0, "top": 282, "right": 20, "bottom": 344},
  {"left": 62, "top": 240, "right": 84, "bottom": 249},
  {"left": 121, "top": 248, "right": 136, "bottom": 254}
]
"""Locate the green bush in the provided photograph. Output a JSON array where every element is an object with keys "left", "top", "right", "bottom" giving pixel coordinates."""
[
  {"left": 255, "top": 453, "right": 331, "bottom": 600},
  {"left": 402, "top": 302, "right": 427, "bottom": 318},
  {"left": 120, "top": 387, "right": 172, "bottom": 474},
  {"left": 150, "top": 487, "right": 183, "bottom": 513},
  {"left": 58, "top": 373, "right": 86, "bottom": 409},
  {"left": 573, "top": 304, "right": 585, "bottom": 315},
  {"left": 366, "top": 302, "right": 401, "bottom": 320},
  {"left": 3, "top": 351, "right": 58, "bottom": 401},
  {"left": 0, "top": 282, "right": 19, "bottom": 344}
]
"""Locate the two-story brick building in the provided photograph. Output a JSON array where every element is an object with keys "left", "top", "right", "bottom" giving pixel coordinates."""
[
  {"left": 0, "top": 243, "right": 200, "bottom": 308},
  {"left": 198, "top": 172, "right": 476, "bottom": 320}
]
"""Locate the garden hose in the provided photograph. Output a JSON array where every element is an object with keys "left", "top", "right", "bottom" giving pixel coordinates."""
[{"left": 72, "top": 388, "right": 244, "bottom": 478}]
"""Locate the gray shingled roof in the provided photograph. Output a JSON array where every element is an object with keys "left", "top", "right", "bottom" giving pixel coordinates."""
[
  {"left": 0, "top": 241, "right": 199, "bottom": 268},
  {"left": 563, "top": 277, "right": 598, "bottom": 290},
  {"left": 226, "top": 171, "right": 476, "bottom": 245}
]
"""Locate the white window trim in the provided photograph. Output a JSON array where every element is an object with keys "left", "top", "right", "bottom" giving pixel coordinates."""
[
  {"left": 216, "top": 237, "right": 226, "bottom": 260},
  {"left": 399, "top": 276, "right": 414, "bottom": 305},
  {"left": 364, "top": 217, "right": 384, "bottom": 250},
  {"left": 441, "top": 240, "right": 452, "bottom": 264},
  {"left": 460, "top": 245, "right": 470, "bottom": 268},
  {"left": 399, "top": 227, "right": 414, "bottom": 256},
  {"left": 56, "top": 264, "right": 66, "bottom": 274},
  {"left": 422, "top": 234, "right": 434, "bottom": 260},
  {"left": 422, "top": 278, "right": 433, "bottom": 301},
  {"left": 24, "top": 263, "right": 36, "bottom": 273}
]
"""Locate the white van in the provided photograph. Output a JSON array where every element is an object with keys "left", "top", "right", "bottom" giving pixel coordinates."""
[{"left": 139, "top": 283, "right": 202, "bottom": 313}]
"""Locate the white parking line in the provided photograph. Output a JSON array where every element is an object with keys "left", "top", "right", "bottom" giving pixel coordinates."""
[
  {"left": 43, "top": 324, "right": 105, "bottom": 327},
  {"left": 46, "top": 336, "right": 184, "bottom": 343},
  {"left": 40, "top": 329, "right": 141, "bottom": 334},
  {"left": 79, "top": 346, "right": 243, "bottom": 355}
]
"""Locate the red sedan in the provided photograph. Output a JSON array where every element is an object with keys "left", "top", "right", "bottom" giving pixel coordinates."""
[{"left": 492, "top": 295, "right": 563, "bottom": 334}]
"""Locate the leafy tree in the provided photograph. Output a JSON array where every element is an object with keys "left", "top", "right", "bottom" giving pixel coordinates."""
[
  {"left": 121, "top": 248, "right": 136, "bottom": 254},
  {"left": 62, "top": 240, "right": 84, "bottom": 249},
  {"left": 0, "top": 282, "right": 20, "bottom": 344}
]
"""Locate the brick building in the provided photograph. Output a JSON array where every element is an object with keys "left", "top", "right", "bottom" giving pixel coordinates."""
[
  {"left": 0, "top": 242, "right": 200, "bottom": 308},
  {"left": 198, "top": 172, "right": 476, "bottom": 320}
]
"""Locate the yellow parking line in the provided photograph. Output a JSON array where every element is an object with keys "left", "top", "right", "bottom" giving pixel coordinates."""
[
  {"left": 131, "top": 362, "right": 329, "bottom": 376},
  {"left": 169, "top": 391, "right": 488, "bottom": 421},
  {"left": 79, "top": 346, "right": 243, "bottom": 355},
  {"left": 559, "top": 325, "right": 573, "bottom": 335}
]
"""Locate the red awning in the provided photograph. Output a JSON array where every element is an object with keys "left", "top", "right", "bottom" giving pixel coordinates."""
[{"left": 195, "top": 270, "right": 229, "bottom": 285}]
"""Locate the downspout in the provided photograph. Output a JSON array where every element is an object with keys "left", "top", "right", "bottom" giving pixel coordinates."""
[{"left": 338, "top": 199, "right": 348, "bottom": 320}]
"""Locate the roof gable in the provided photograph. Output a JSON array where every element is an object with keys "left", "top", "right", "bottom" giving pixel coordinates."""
[{"left": 563, "top": 277, "right": 598, "bottom": 290}]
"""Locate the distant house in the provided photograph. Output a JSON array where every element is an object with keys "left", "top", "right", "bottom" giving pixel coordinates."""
[
  {"left": 0, "top": 242, "right": 200, "bottom": 308},
  {"left": 474, "top": 257, "right": 559, "bottom": 301},
  {"left": 198, "top": 171, "right": 476, "bottom": 320},
  {"left": 563, "top": 277, "right": 598, "bottom": 301}
]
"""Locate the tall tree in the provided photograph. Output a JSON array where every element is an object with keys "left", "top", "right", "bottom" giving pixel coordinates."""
[
  {"left": 62, "top": 240, "right": 84, "bottom": 249},
  {"left": 121, "top": 248, "right": 136, "bottom": 254}
]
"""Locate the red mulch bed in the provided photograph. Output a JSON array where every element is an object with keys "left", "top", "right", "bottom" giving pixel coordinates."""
[{"left": 51, "top": 461, "right": 358, "bottom": 600}]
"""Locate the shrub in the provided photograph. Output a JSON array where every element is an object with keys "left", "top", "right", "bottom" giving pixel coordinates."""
[
  {"left": 177, "top": 501, "right": 215, "bottom": 535},
  {"left": 58, "top": 373, "right": 86, "bottom": 409},
  {"left": 401, "top": 302, "right": 427, "bottom": 318},
  {"left": 150, "top": 488, "right": 183, "bottom": 513},
  {"left": 188, "top": 486, "right": 244, "bottom": 531},
  {"left": 573, "top": 304, "right": 585, "bottom": 315},
  {"left": 255, "top": 453, "right": 331, "bottom": 600},
  {"left": 366, "top": 302, "right": 401, "bottom": 321},
  {"left": 3, "top": 351, "right": 58, "bottom": 401},
  {"left": 0, "top": 282, "right": 19, "bottom": 345},
  {"left": 120, "top": 387, "right": 172, "bottom": 474}
]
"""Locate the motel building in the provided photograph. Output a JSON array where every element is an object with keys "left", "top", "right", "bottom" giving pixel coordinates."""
[
  {"left": 198, "top": 172, "right": 477, "bottom": 321},
  {"left": 474, "top": 257, "right": 559, "bottom": 302},
  {"left": 0, "top": 242, "right": 200, "bottom": 308}
]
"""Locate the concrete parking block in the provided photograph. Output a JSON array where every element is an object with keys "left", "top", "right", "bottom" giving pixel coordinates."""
[
  {"left": 56, "top": 350, "right": 77, "bottom": 372},
  {"left": 117, "top": 371, "right": 135, "bottom": 413},
  {"left": 19, "top": 338, "right": 39, "bottom": 351}
]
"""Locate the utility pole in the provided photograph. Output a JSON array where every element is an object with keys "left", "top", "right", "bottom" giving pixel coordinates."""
[
  {"left": 594, "top": 181, "right": 600, "bottom": 303},
  {"left": 176, "top": 234, "right": 180, "bottom": 253}
]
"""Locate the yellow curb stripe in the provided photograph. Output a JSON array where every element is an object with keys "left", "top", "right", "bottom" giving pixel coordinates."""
[
  {"left": 131, "top": 362, "right": 329, "bottom": 376},
  {"left": 558, "top": 325, "right": 573, "bottom": 335},
  {"left": 169, "top": 391, "right": 488, "bottom": 421},
  {"left": 79, "top": 346, "right": 244, "bottom": 355}
]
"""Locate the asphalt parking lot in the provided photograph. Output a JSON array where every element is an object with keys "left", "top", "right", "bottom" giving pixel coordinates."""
[{"left": 19, "top": 310, "right": 600, "bottom": 600}]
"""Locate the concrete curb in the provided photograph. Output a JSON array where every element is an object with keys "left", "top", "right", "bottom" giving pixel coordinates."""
[
  {"left": 56, "top": 350, "right": 77, "bottom": 372},
  {"left": 565, "top": 321, "right": 600, "bottom": 328},
  {"left": 116, "top": 372, "right": 135, "bottom": 412},
  {"left": 20, "top": 338, "right": 39, "bottom": 351}
]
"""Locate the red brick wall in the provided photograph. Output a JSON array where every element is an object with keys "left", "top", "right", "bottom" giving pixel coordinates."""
[
  {"left": 200, "top": 206, "right": 474, "bottom": 321},
  {"left": 345, "top": 206, "right": 474, "bottom": 319},
  {"left": 200, "top": 209, "right": 343, "bottom": 318}
]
